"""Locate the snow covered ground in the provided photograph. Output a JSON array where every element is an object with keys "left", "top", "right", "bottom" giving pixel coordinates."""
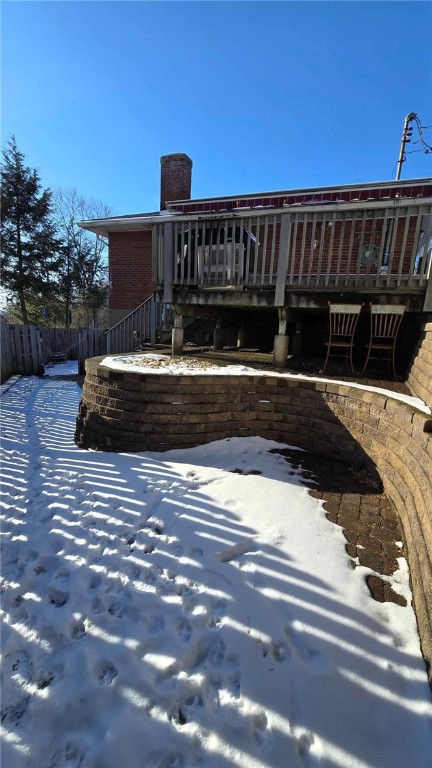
[
  {"left": 43, "top": 360, "right": 81, "bottom": 378},
  {"left": 1, "top": 367, "right": 431, "bottom": 768}
]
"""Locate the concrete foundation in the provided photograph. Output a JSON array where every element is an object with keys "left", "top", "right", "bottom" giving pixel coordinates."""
[
  {"left": 213, "top": 324, "right": 224, "bottom": 350},
  {"left": 237, "top": 328, "right": 246, "bottom": 348},
  {"left": 172, "top": 327, "right": 184, "bottom": 356},
  {"left": 273, "top": 334, "right": 289, "bottom": 367}
]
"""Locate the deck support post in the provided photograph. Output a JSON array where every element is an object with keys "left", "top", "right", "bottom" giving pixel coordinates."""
[
  {"left": 163, "top": 223, "right": 174, "bottom": 304},
  {"left": 172, "top": 313, "right": 184, "bottom": 356},
  {"left": 275, "top": 214, "right": 291, "bottom": 306},
  {"left": 150, "top": 296, "right": 157, "bottom": 346},
  {"left": 273, "top": 308, "right": 289, "bottom": 367},
  {"left": 424, "top": 282, "right": 432, "bottom": 312},
  {"left": 237, "top": 322, "right": 246, "bottom": 348},
  {"left": 213, "top": 319, "right": 223, "bottom": 350}
]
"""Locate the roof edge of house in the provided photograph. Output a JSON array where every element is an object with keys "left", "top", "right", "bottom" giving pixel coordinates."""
[
  {"left": 79, "top": 176, "right": 432, "bottom": 235},
  {"left": 166, "top": 176, "right": 432, "bottom": 207}
]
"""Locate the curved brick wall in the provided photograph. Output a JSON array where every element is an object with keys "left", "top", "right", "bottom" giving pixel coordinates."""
[
  {"left": 408, "top": 321, "right": 432, "bottom": 410},
  {"left": 76, "top": 356, "right": 432, "bottom": 678}
]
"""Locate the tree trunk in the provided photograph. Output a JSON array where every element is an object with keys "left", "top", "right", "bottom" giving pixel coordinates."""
[
  {"left": 65, "top": 286, "right": 70, "bottom": 328},
  {"left": 16, "top": 221, "right": 29, "bottom": 324},
  {"left": 65, "top": 248, "right": 71, "bottom": 328},
  {"left": 18, "top": 288, "right": 28, "bottom": 324}
]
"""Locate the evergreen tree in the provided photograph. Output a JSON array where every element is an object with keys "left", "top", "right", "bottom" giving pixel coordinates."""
[{"left": 1, "top": 137, "right": 62, "bottom": 324}]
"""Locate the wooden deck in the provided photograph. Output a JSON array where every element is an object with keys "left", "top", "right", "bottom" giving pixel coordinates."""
[{"left": 153, "top": 197, "right": 432, "bottom": 311}]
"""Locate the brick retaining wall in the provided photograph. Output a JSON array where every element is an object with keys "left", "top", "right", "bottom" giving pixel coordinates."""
[
  {"left": 407, "top": 321, "right": 432, "bottom": 410},
  {"left": 75, "top": 357, "right": 432, "bottom": 679}
]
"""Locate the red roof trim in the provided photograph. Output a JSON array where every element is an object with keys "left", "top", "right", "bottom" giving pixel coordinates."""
[{"left": 169, "top": 183, "right": 432, "bottom": 215}]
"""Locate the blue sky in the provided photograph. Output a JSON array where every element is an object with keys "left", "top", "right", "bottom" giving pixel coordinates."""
[{"left": 2, "top": 1, "right": 432, "bottom": 216}]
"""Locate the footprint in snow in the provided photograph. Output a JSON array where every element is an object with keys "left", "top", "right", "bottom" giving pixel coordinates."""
[
  {"left": 250, "top": 710, "right": 272, "bottom": 750},
  {"left": 0, "top": 650, "right": 31, "bottom": 725},
  {"left": 48, "top": 588, "right": 69, "bottom": 607},
  {"left": 128, "top": 564, "right": 142, "bottom": 581},
  {"left": 170, "top": 542, "right": 184, "bottom": 558},
  {"left": 144, "top": 570, "right": 158, "bottom": 587},
  {"left": 184, "top": 693, "right": 204, "bottom": 712},
  {"left": 208, "top": 614, "right": 224, "bottom": 631},
  {"left": 272, "top": 641, "right": 291, "bottom": 663},
  {"left": 70, "top": 618, "right": 86, "bottom": 641},
  {"left": 95, "top": 661, "right": 118, "bottom": 686},
  {"left": 226, "top": 671, "right": 241, "bottom": 699},
  {"left": 207, "top": 598, "right": 227, "bottom": 630},
  {"left": 169, "top": 706, "right": 188, "bottom": 729},
  {"left": 206, "top": 634, "right": 226, "bottom": 668},
  {"left": 88, "top": 573, "right": 102, "bottom": 590},
  {"left": 176, "top": 633, "right": 226, "bottom": 675},
  {"left": 38, "top": 509, "right": 55, "bottom": 524},
  {"left": 294, "top": 730, "right": 320, "bottom": 767},
  {"left": 92, "top": 596, "right": 103, "bottom": 614},
  {"left": 63, "top": 741, "right": 86, "bottom": 767},
  {"left": 107, "top": 597, "right": 128, "bottom": 619},
  {"left": 54, "top": 569, "right": 70, "bottom": 585},
  {"left": 190, "top": 547, "right": 203, "bottom": 558},
  {"left": 49, "top": 740, "right": 86, "bottom": 768},
  {"left": 176, "top": 618, "right": 192, "bottom": 642},
  {"left": 284, "top": 626, "right": 329, "bottom": 674},
  {"left": 35, "top": 661, "right": 64, "bottom": 690},
  {"left": 181, "top": 595, "right": 196, "bottom": 616},
  {"left": 175, "top": 580, "right": 197, "bottom": 598},
  {"left": 145, "top": 614, "right": 165, "bottom": 635},
  {"left": 148, "top": 518, "right": 165, "bottom": 536},
  {"left": 8, "top": 604, "right": 30, "bottom": 626},
  {"left": 145, "top": 749, "right": 185, "bottom": 768}
]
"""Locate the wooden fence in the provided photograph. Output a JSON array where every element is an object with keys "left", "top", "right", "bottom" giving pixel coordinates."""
[
  {"left": 0, "top": 321, "right": 106, "bottom": 383},
  {"left": 78, "top": 329, "right": 107, "bottom": 374},
  {"left": 0, "top": 318, "right": 16, "bottom": 382},
  {"left": 39, "top": 327, "right": 81, "bottom": 363}
]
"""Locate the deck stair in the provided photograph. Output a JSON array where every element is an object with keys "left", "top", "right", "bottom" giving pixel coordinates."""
[{"left": 106, "top": 294, "right": 173, "bottom": 355}]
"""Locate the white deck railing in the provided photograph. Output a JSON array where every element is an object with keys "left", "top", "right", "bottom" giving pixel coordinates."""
[{"left": 152, "top": 199, "right": 432, "bottom": 308}]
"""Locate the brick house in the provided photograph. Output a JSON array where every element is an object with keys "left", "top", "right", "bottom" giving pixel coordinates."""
[{"left": 80, "top": 154, "right": 432, "bottom": 366}]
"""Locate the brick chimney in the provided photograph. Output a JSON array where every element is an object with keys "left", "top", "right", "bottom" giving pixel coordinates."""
[{"left": 160, "top": 153, "right": 193, "bottom": 210}]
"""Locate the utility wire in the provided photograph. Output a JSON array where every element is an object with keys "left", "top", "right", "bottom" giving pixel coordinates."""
[{"left": 412, "top": 115, "right": 432, "bottom": 152}]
